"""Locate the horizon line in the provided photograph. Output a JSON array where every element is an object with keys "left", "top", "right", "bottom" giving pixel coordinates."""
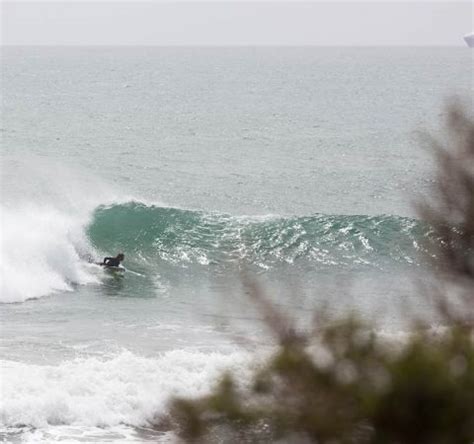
[{"left": 1, "top": 43, "right": 468, "bottom": 48}]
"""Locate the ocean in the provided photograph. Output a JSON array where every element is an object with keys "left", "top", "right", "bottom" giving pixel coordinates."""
[{"left": 0, "top": 47, "right": 472, "bottom": 442}]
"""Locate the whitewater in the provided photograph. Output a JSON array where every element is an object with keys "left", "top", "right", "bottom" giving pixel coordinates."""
[{"left": 1, "top": 47, "right": 472, "bottom": 442}]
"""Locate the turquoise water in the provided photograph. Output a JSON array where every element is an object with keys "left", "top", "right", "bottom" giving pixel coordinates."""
[{"left": 0, "top": 47, "right": 472, "bottom": 442}]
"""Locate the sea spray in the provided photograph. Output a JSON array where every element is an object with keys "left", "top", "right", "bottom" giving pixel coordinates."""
[
  {"left": 0, "top": 204, "right": 97, "bottom": 302},
  {"left": 0, "top": 157, "right": 126, "bottom": 302}
]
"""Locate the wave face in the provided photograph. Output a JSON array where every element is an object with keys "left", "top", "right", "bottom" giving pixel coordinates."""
[{"left": 88, "top": 202, "right": 427, "bottom": 271}]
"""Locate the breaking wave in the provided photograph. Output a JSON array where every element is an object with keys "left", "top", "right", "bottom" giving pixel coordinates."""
[
  {"left": 1, "top": 197, "right": 431, "bottom": 304},
  {"left": 0, "top": 349, "right": 254, "bottom": 432},
  {"left": 88, "top": 202, "right": 429, "bottom": 271}
]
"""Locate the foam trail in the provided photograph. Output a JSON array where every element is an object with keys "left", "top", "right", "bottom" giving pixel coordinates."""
[{"left": 0, "top": 350, "right": 254, "bottom": 430}]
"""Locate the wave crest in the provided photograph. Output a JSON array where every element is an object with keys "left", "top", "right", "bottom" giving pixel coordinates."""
[{"left": 88, "top": 202, "right": 426, "bottom": 270}]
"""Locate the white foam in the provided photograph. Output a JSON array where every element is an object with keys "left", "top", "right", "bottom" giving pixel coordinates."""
[
  {"left": 0, "top": 156, "right": 128, "bottom": 303},
  {"left": 0, "top": 350, "right": 253, "bottom": 430},
  {"left": 16, "top": 424, "right": 174, "bottom": 443},
  {"left": 0, "top": 204, "right": 98, "bottom": 302}
]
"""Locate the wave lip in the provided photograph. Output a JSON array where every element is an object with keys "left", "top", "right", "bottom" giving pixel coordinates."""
[{"left": 88, "top": 202, "right": 426, "bottom": 271}]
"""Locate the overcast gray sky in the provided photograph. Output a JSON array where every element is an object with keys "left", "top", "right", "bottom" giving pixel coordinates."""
[{"left": 1, "top": 2, "right": 472, "bottom": 46}]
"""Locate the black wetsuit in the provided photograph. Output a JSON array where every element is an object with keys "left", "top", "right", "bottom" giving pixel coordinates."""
[{"left": 103, "top": 257, "right": 121, "bottom": 267}]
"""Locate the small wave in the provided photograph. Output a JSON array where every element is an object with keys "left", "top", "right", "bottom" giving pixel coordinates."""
[
  {"left": 88, "top": 202, "right": 429, "bottom": 271},
  {"left": 0, "top": 350, "right": 253, "bottom": 430}
]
